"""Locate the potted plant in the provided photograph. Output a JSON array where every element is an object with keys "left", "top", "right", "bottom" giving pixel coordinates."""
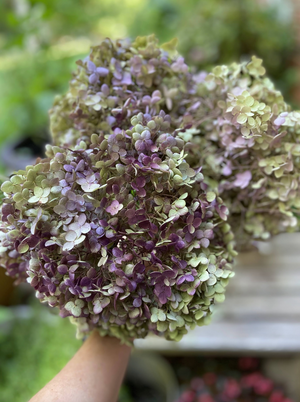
[{"left": 174, "top": 357, "right": 294, "bottom": 402}]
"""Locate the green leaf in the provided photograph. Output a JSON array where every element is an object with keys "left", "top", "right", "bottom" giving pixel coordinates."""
[
  {"left": 157, "top": 310, "right": 166, "bottom": 321},
  {"left": 1, "top": 181, "right": 13, "bottom": 193},
  {"left": 174, "top": 199, "right": 186, "bottom": 208},
  {"left": 13, "top": 193, "right": 24, "bottom": 203},
  {"left": 161, "top": 37, "right": 178, "bottom": 54},
  {"left": 157, "top": 321, "right": 168, "bottom": 332},
  {"left": 206, "top": 191, "right": 216, "bottom": 202},
  {"left": 28, "top": 196, "right": 40, "bottom": 203},
  {"left": 34, "top": 187, "right": 43, "bottom": 197},
  {"left": 18, "top": 242, "right": 29, "bottom": 254},
  {"left": 237, "top": 114, "right": 247, "bottom": 124},
  {"left": 176, "top": 315, "right": 185, "bottom": 327},
  {"left": 150, "top": 313, "right": 158, "bottom": 323},
  {"left": 215, "top": 293, "right": 225, "bottom": 303},
  {"left": 11, "top": 175, "right": 23, "bottom": 185},
  {"left": 195, "top": 310, "right": 204, "bottom": 320},
  {"left": 200, "top": 271, "right": 209, "bottom": 281}
]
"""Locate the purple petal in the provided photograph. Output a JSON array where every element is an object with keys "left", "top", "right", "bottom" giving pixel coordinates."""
[
  {"left": 87, "top": 60, "right": 96, "bottom": 72},
  {"left": 200, "top": 238, "right": 210, "bottom": 248},
  {"left": 120, "top": 72, "right": 132, "bottom": 85},
  {"left": 133, "top": 298, "right": 142, "bottom": 308},
  {"left": 96, "top": 67, "right": 109, "bottom": 76},
  {"left": 233, "top": 171, "right": 252, "bottom": 189},
  {"left": 89, "top": 73, "right": 98, "bottom": 84},
  {"left": 177, "top": 276, "right": 186, "bottom": 285},
  {"left": 274, "top": 116, "right": 286, "bottom": 126},
  {"left": 185, "top": 274, "right": 195, "bottom": 282}
]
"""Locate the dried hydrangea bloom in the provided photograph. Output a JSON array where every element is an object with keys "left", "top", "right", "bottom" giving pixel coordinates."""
[
  {"left": 0, "top": 111, "right": 236, "bottom": 344},
  {"left": 182, "top": 57, "right": 300, "bottom": 248},
  {"left": 49, "top": 35, "right": 300, "bottom": 248},
  {"left": 49, "top": 35, "right": 194, "bottom": 149}
]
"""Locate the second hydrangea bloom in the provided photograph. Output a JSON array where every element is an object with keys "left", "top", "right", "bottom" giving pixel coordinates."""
[{"left": 49, "top": 35, "right": 300, "bottom": 249}]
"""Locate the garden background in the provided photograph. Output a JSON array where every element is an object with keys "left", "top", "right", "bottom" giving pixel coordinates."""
[{"left": 1, "top": 0, "right": 300, "bottom": 401}]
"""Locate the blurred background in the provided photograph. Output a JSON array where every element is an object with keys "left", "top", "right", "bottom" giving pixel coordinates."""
[{"left": 1, "top": 0, "right": 300, "bottom": 401}]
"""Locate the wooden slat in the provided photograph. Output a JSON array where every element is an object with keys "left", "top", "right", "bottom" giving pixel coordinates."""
[
  {"left": 135, "top": 321, "right": 300, "bottom": 354},
  {"left": 228, "top": 269, "right": 300, "bottom": 295},
  {"left": 219, "top": 295, "right": 300, "bottom": 318}
]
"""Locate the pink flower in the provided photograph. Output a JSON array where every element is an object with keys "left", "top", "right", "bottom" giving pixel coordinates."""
[
  {"left": 106, "top": 200, "right": 123, "bottom": 216},
  {"left": 274, "top": 112, "right": 288, "bottom": 126},
  {"left": 233, "top": 171, "right": 252, "bottom": 189}
]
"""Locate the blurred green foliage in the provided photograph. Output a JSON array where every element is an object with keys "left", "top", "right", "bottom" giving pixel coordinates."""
[
  {"left": 128, "top": 0, "right": 297, "bottom": 96},
  {"left": 0, "top": 0, "right": 297, "bottom": 151},
  {"left": 0, "top": 302, "right": 133, "bottom": 402},
  {"left": 0, "top": 302, "right": 81, "bottom": 402},
  {"left": 0, "top": 0, "right": 145, "bottom": 146},
  {"left": 129, "top": 0, "right": 294, "bottom": 66}
]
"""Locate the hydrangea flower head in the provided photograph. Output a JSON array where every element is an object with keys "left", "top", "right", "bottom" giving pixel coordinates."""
[
  {"left": 0, "top": 110, "right": 236, "bottom": 343},
  {"left": 49, "top": 36, "right": 300, "bottom": 249}
]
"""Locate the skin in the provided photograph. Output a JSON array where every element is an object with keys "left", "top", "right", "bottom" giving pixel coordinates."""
[{"left": 29, "top": 331, "right": 131, "bottom": 402}]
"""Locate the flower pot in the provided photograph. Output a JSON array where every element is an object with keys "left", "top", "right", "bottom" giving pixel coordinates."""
[
  {"left": 121, "top": 351, "right": 179, "bottom": 402},
  {"left": 0, "top": 267, "right": 14, "bottom": 306},
  {"left": 0, "top": 134, "right": 47, "bottom": 172}
]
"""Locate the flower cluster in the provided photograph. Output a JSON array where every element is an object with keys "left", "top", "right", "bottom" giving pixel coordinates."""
[
  {"left": 49, "top": 35, "right": 300, "bottom": 249},
  {"left": 176, "top": 372, "right": 293, "bottom": 402},
  {"left": 183, "top": 57, "right": 300, "bottom": 248},
  {"left": 0, "top": 111, "right": 235, "bottom": 343},
  {"left": 49, "top": 35, "right": 193, "bottom": 149}
]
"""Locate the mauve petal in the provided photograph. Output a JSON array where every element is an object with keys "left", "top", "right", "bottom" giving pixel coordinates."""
[
  {"left": 96, "top": 67, "right": 109, "bottom": 76},
  {"left": 185, "top": 232, "right": 193, "bottom": 243},
  {"left": 128, "top": 281, "right": 137, "bottom": 292},
  {"left": 87, "top": 60, "right": 96, "bottom": 71},
  {"left": 177, "top": 276, "right": 186, "bottom": 285},
  {"left": 66, "top": 201, "right": 76, "bottom": 211},
  {"left": 134, "top": 263, "right": 145, "bottom": 273},
  {"left": 64, "top": 164, "right": 74, "bottom": 172},
  {"left": 158, "top": 293, "right": 168, "bottom": 305},
  {"left": 137, "top": 188, "right": 147, "bottom": 197},
  {"left": 185, "top": 274, "right": 195, "bottom": 282},
  {"left": 112, "top": 247, "right": 123, "bottom": 257},
  {"left": 89, "top": 73, "right": 98, "bottom": 84},
  {"left": 144, "top": 241, "right": 155, "bottom": 251},
  {"left": 57, "top": 264, "right": 68, "bottom": 275},
  {"left": 274, "top": 116, "right": 286, "bottom": 126},
  {"left": 120, "top": 72, "right": 132, "bottom": 85},
  {"left": 234, "top": 171, "right": 252, "bottom": 189},
  {"left": 200, "top": 238, "right": 210, "bottom": 248},
  {"left": 133, "top": 298, "right": 142, "bottom": 308},
  {"left": 60, "top": 308, "right": 71, "bottom": 318},
  {"left": 27, "top": 236, "right": 40, "bottom": 248},
  {"left": 96, "top": 227, "right": 105, "bottom": 236},
  {"left": 80, "top": 277, "right": 91, "bottom": 287}
]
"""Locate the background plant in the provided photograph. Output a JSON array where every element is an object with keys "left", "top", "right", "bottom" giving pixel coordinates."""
[
  {"left": 0, "top": 0, "right": 146, "bottom": 155},
  {"left": 0, "top": 0, "right": 297, "bottom": 168},
  {"left": 173, "top": 357, "right": 294, "bottom": 402},
  {"left": 127, "top": 0, "right": 297, "bottom": 102},
  {"left": 0, "top": 303, "right": 81, "bottom": 402}
]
